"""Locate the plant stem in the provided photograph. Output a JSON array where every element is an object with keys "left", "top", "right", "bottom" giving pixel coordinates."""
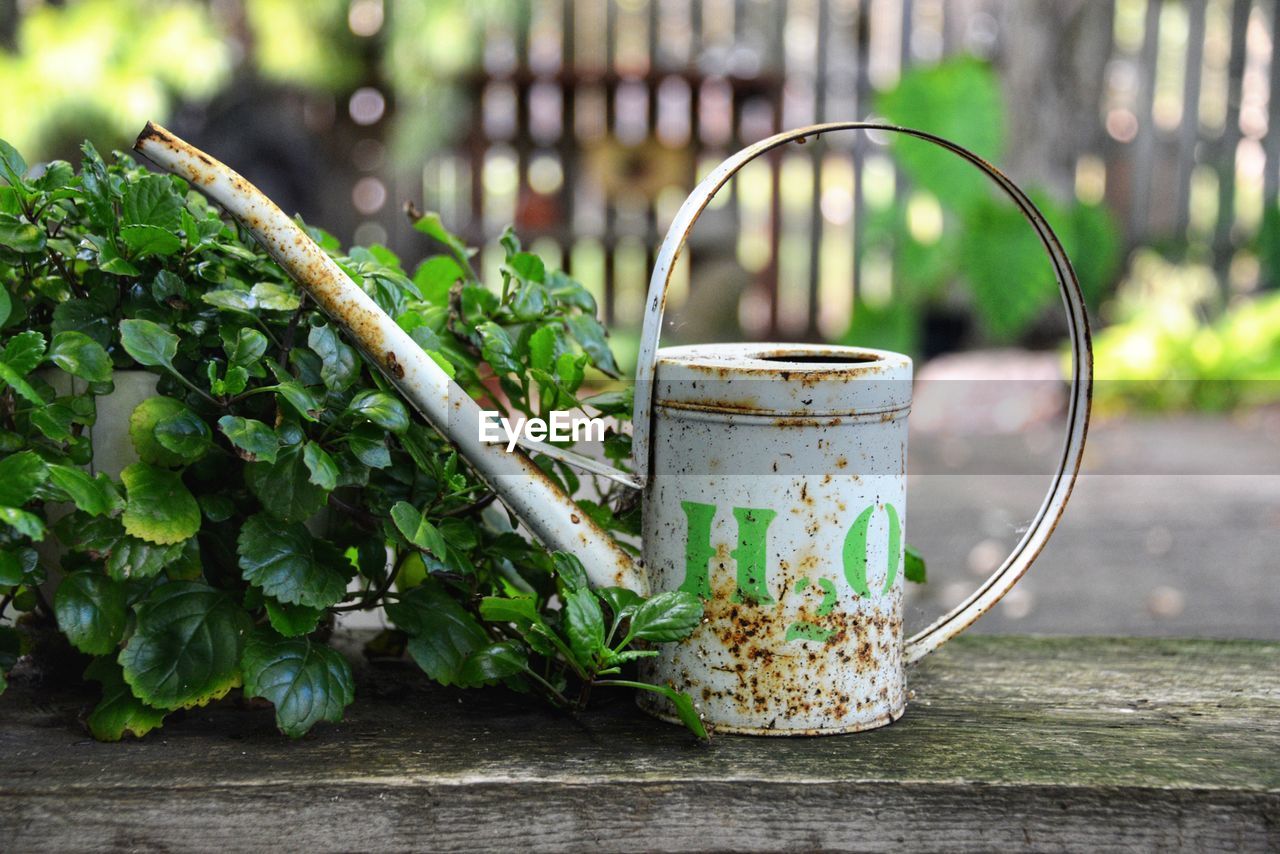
[
  {"left": 520, "top": 665, "right": 572, "bottom": 708},
  {"left": 168, "top": 368, "right": 220, "bottom": 407},
  {"left": 330, "top": 548, "right": 406, "bottom": 612}
]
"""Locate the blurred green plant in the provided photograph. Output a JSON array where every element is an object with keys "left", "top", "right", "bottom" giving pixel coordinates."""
[
  {"left": 1090, "top": 250, "right": 1280, "bottom": 413},
  {"left": 0, "top": 0, "right": 231, "bottom": 158},
  {"left": 848, "top": 57, "right": 1122, "bottom": 354}
]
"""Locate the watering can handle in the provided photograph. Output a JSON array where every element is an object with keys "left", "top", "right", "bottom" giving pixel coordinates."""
[{"left": 631, "top": 122, "right": 1093, "bottom": 663}]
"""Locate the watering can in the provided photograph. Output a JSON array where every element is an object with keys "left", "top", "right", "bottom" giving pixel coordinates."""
[{"left": 135, "top": 122, "right": 1091, "bottom": 735}]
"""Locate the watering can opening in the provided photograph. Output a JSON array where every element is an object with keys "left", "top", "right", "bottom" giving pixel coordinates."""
[{"left": 755, "top": 353, "right": 882, "bottom": 366}]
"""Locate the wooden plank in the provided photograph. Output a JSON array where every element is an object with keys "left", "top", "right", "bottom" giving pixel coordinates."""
[{"left": 1, "top": 636, "right": 1276, "bottom": 852}]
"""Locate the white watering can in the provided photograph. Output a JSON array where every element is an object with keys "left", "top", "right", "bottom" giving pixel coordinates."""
[{"left": 135, "top": 122, "right": 1091, "bottom": 735}]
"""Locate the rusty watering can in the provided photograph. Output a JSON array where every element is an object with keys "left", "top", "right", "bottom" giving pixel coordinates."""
[{"left": 135, "top": 122, "right": 1091, "bottom": 735}]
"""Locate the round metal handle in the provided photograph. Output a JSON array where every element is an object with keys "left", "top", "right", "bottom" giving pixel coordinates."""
[{"left": 630, "top": 122, "right": 1093, "bottom": 662}]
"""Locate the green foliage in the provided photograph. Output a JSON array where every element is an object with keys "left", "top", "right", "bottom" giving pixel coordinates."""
[
  {"left": 861, "top": 57, "right": 1123, "bottom": 352},
  {"left": 1092, "top": 251, "right": 1280, "bottom": 413},
  {"left": 476, "top": 552, "right": 708, "bottom": 739},
  {"left": 241, "top": 629, "right": 355, "bottom": 738},
  {"left": 0, "top": 137, "right": 705, "bottom": 740},
  {"left": 0, "top": 0, "right": 232, "bottom": 158}
]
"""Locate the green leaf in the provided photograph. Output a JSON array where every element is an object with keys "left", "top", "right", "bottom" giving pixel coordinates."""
[
  {"left": 477, "top": 322, "right": 519, "bottom": 374},
  {"left": 905, "top": 545, "right": 927, "bottom": 584},
  {"left": 348, "top": 390, "right": 409, "bottom": 433},
  {"left": 217, "top": 415, "right": 278, "bottom": 463},
  {"left": 53, "top": 297, "right": 113, "bottom": 349},
  {"left": 411, "top": 211, "right": 474, "bottom": 271},
  {"left": 527, "top": 324, "right": 562, "bottom": 372},
  {"left": 48, "top": 331, "right": 112, "bottom": 382},
  {"left": 551, "top": 552, "right": 590, "bottom": 592},
  {"left": 0, "top": 506, "right": 45, "bottom": 539},
  {"left": 54, "top": 571, "right": 127, "bottom": 655},
  {"left": 0, "top": 138, "right": 29, "bottom": 187},
  {"left": 202, "top": 288, "right": 257, "bottom": 313},
  {"left": 84, "top": 657, "right": 168, "bottom": 741},
  {"left": 30, "top": 402, "right": 74, "bottom": 442},
  {"left": 270, "top": 381, "right": 320, "bottom": 422},
  {"left": 308, "top": 324, "right": 358, "bottom": 391},
  {"left": 0, "top": 219, "right": 44, "bottom": 253},
  {"left": 119, "top": 319, "right": 178, "bottom": 370},
  {"left": 390, "top": 501, "right": 446, "bottom": 557},
  {"left": 245, "top": 436, "right": 330, "bottom": 522},
  {"left": 131, "top": 396, "right": 207, "bottom": 467},
  {"left": 265, "top": 598, "right": 325, "bottom": 638},
  {"left": 627, "top": 590, "right": 704, "bottom": 642},
  {"left": 461, "top": 285, "right": 499, "bottom": 322},
  {"left": 478, "top": 595, "right": 541, "bottom": 628},
  {"left": 241, "top": 630, "right": 354, "bottom": 738},
  {"left": 545, "top": 270, "right": 597, "bottom": 312},
  {"left": 302, "top": 442, "right": 339, "bottom": 490},
  {"left": 456, "top": 640, "right": 528, "bottom": 685},
  {"left": 510, "top": 282, "right": 549, "bottom": 321},
  {"left": 119, "top": 224, "right": 182, "bottom": 257},
  {"left": 387, "top": 582, "right": 489, "bottom": 687},
  {"left": 0, "top": 546, "right": 41, "bottom": 586},
  {"left": 507, "top": 252, "right": 545, "bottom": 284},
  {"left": 122, "top": 173, "right": 181, "bottom": 230},
  {"left": 597, "top": 586, "right": 643, "bottom": 621},
  {"left": 108, "top": 537, "right": 184, "bottom": 581},
  {"left": 120, "top": 462, "right": 201, "bottom": 545},
  {"left": 346, "top": 425, "right": 391, "bottom": 468},
  {"left": 222, "top": 327, "right": 268, "bottom": 367},
  {"left": 47, "top": 465, "right": 124, "bottom": 517},
  {"left": 56, "top": 513, "right": 182, "bottom": 581},
  {"left": 238, "top": 513, "right": 351, "bottom": 609},
  {"left": 96, "top": 241, "right": 142, "bottom": 276},
  {"left": 565, "top": 315, "right": 620, "bottom": 376},
  {"left": 959, "top": 197, "right": 1059, "bottom": 340},
  {"left": 154, "top": 407, "right": 212, "bottom": 462},
  {"left": 0, "top": 362, "right": 42, "bottom": 405},
  {"left": 636, "top": 682, "right": 709, "bottom": 741},
  {"left": 0, "top": 285, "right": 10, "bottom": 328},
  {"left": 875, "top": 57, "right": 1005, "bottom": 212},
  {"left": 151, "top": 269, "right": 187, "bottom": 303},
  {"left": 118, "top": 581, "right": 252, "bottom": 710},
  {"left": 250, "top": 282, "right": 302, "bottom": 311},
  {"left": 0, "top": 450, "right": 48, "bottom": 506},
  {"left": 2, "top": 330, "right": 47, "bottom": 375},
  {"left": 564, "top": 587, "right": 605, "bottom": 669},
  {"left": 412, "top": 255, "right": 464, "bottom": 303}
]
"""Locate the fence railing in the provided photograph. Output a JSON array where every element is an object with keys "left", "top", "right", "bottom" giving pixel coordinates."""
[{"left": 405, "top": 0, "right": 1274, "bottom": 342}]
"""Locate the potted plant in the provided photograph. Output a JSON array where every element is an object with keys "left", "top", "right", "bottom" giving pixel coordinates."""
[{"left": 0, "top": 137, "right": 707, "bottom": 740}]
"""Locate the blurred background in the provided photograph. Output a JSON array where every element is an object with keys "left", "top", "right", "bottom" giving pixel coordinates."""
[{"left": 2, "top": 0, "right": 1277, "bottom": 638}]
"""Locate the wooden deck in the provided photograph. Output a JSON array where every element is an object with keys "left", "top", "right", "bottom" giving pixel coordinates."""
[{"left": 2, "top": 635, "right": 1277, "bottom": 852}]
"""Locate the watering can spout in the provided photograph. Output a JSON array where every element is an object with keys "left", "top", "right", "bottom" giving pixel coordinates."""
[{"left": 133, "top": 122, "right": 648, "bottom": 595}]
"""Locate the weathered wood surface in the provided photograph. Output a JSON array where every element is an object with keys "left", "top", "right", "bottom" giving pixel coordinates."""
[{"left": 2, "top": 635, "right": 1277, "bottom": 852}]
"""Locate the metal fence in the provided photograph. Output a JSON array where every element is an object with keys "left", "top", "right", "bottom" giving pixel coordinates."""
[{"left": 401, "top": 0, "right": 1275, "bottom": 341}]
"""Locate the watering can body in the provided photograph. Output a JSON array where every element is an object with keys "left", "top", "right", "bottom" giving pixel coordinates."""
[
  {"left": 135, "top": 122, "right": 1092, "bottom": 736},
  {"left": 640, "top": 343, "right": 912, "bottom": 733}
]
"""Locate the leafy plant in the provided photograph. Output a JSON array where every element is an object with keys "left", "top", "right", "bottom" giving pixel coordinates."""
[
  {"left": 0, "top": 137, "right": 709, "bottom": 740},
  {"left": 1090, "top": 250, "right": 1280, "bottom": 413},
  {"left": 849, "top": 56, "right": 1122, "bottom": 354}
]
